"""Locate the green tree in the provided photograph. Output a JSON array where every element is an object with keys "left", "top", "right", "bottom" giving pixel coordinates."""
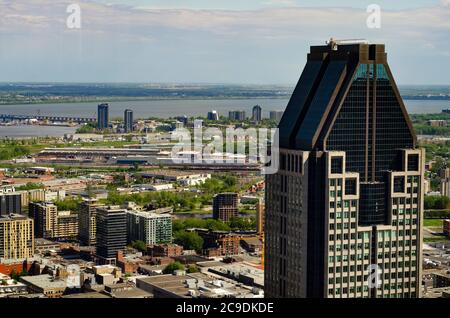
[
  {"left": 130, "top": 240, "right": 147, "bottom": 253},
  {"left": 174, "top": 231, "right": 204, "bottom": 252},
  {"left": 163, "top": 261, "right": 185, "bottom": 274},
  {"left": 186, "top": 265, "right": 199, "bottom": 273},
  {"left": 228, "top": 217, "right": 256, "bottom": 231}
]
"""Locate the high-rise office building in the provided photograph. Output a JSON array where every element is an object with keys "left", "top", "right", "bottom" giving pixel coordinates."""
[
  {"left": 213, "top": 193, "right": 238, "bottom": 222},
  {"left": 28, "top": 202, "right": 57, "bottom": 238},
  {"left": 96, "top": 206, "right": 127, "bottom": 264},
  {"left": 97, "top": 103, "right": 109, "bottom": 130},
  {"left": 124, "top": 109, "right": 134, "bottom": 133},
  {"left": 228, "top": 110, "right": 246, "bottom": 121},
  {"left": 252, "top": 105, "right": 262, "bottom": 123},
  {"left": 207, "top": 110, "right": 219, "bottom": 121},
  {"left": 269, "top": 111, "right": 284, "bottom": 123},
  {"left": 79, "top": 198, "right": 102, "bottom": 246},
  {"left": 0, "top": 193, "right": 22, "bottom": 215},
  {"left": 28, "top": 202, "right": 78, "bottom": 239},
  {"left": 0, "top": 214, "right": 34, "bottom": 260},
  {"left": 265, "top": 41, "right": 424, "bottom": 298},
  {"left": 127, "top": 211, "right": 172, "bottom": 245},
  {"left": 54, "top": 211, "right": 79, "bottom": 240}
]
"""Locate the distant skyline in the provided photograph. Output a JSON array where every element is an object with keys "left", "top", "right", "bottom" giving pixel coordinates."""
[{"left": 0, "top": 0, "right": 449, "bottom": 85}]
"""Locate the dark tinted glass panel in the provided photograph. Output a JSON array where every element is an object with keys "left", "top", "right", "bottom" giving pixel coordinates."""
[
  {"left": 331, "top": 157, "right": 343, "bottom": 174},
  {"left": 393, "top": 176, "right": 405, "bottom": 193},
  {"left": 359, "top": 182, "right": 386, "bottom": 225},
  {"left": 345, "top": 178, "right": 357, "bottom": 195},
  {"left": 407, "top": 154, "right": 419, "bottom": 171}
]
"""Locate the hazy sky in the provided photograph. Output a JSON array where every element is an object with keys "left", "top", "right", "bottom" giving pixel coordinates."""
[{"left": 0, "top": 0, "right": 449, "bottom": 85}]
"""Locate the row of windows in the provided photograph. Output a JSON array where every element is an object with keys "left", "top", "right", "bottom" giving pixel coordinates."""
[
  {"left": 328, "top": 264, "right": 369, "bottom": 274},
  {"left": 392, "top": 197, "right": 418, "bottom": 205},
  {"left": 328, "top": 254, "right": 370, "bottom": 262},
  {"left": 328, "top": 286, "right": 369, "bottom": 296},
  {"left": 378, "top": 253, "right": 417, "bottom": 263},
  {"left": 329, "top": 276, "right": 369, "bottom": 285},
  {"left": 392, "top": 219, "right": 418, "bottom": 226},
  {"left": 392, "top": 208, "right": 419, "bottom": 215},
  {"left": 377, "top": 234, "right": 417, "bottom": 247},
  {"left": 329, "top": 232, "right": 370, "bottom": 242},
  {"left": 329, "top": 242, "right": 370, "bottom": 252},
  {"left": 330, "top": 200, "right": 358, "bottom": 209},
  {"left": 330, "top": 212, "right": 357, "bottom": 219},
  {"left": 329, "top": 222, "right": 357, "bottom": 230}
]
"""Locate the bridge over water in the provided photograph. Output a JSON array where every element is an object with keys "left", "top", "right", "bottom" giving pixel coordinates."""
[{"left": 0, "top": 114, "right": 96, "bottom": 123}]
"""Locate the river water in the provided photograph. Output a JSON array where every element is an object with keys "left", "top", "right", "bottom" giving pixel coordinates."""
[{"left": 0, "top": 98, "right": 448, "bottom": 137}]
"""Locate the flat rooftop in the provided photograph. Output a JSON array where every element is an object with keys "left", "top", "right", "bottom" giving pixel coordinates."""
[
  {"left": 20, "top": 275, "right": 66, "bottom": 289},
  {"left": 137, "top": 272, "right": 260, "bottom": 298}
]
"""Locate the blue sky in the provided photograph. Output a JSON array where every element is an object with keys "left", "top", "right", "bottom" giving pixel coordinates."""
[{"left": 0, "top": 0, "right": 449, "bottom": 85}]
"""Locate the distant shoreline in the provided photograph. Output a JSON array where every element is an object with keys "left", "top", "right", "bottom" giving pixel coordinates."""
[{"left": 0, "top": 95, "right": 449, "bottom": 106}]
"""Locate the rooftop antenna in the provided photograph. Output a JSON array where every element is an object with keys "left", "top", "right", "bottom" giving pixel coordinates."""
[{"left": 326, "top": 38, "right": 368, "bottom": 50}]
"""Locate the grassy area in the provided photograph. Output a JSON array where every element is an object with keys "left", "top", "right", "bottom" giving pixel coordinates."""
[
  {"left": 424, "top": 236, "right": 450, "bottom": 244},
  {"left": 70, "top": 140, "right": 137, "bottom": 148},
  {"left": 424, "top": 219, "right": 444, "bottom": 227}
]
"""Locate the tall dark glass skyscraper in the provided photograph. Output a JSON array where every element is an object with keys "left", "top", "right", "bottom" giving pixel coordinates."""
[
  {"left": 265, "top": 42, "right": 424, "bottom": 298},
  {"left": 252, "top": 105, "right": 262, "bottom": 123},
  {"left": 124, "top": 109, "right": 134, "bottom": 132},
  {"left": 96, "top": 206, "right": 127, "bottom": 264},
  {"left": 97, "top": 103, "right": 109, "bottom": 129}
]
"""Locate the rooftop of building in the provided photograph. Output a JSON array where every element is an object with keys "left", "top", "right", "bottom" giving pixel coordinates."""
[
  {"left": 137, "top": 272, "right": 261, "bottom": 298},
  {"left": 20, "top": 274, "right": 67, "bottom": 289},
  {"left": 0, "top": 213, "right": 30, "bottom": 221},
  {"left": 62, "top": 292, "right": 110, "bottom": 299},
  {"left": 141, "top": 170, "right": 210, "bottom": 178},
  {"left": 126, "top": 210, "right": 172, "bottom": 219}
]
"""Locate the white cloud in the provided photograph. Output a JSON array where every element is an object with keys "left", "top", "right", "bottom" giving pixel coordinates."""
[{"left": 0, "top": 0, "right": 449, "bottom": 83}]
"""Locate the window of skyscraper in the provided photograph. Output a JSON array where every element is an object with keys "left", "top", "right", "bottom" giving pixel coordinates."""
[{"left": 331, "top": 157, "right": 343, "bottom": 174}]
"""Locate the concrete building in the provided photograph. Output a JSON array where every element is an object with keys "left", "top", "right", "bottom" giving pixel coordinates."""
[
  {"left": 252, "top": 105, "right": 262, "bottom": 123},
  {"left": 0, "top": 193, "right": 21, "bottom": 215},
  {"left": 213, "top": 193, "right": 238, "bottom": 222},
  {"left": 265, "top": 41, "right": 424, "bottom": 298},
  {"left": 193, "top": 229, "right": 240, "bottom": 256},
  {"left": 141, "top": 170, "right": 211, "bottom": 185},
  {"left": 20, "top": 274, "right": 67, "bottom": 298},
  {"left": 0, "top": 273, "right": 28, "bottom": 296},
  {"left": 28, "top": 202, "right": 57, "bottom": 239},
  {"left": 96, "top": 207, "right": 127, "bottom": 264},
  {"left": 147, "top": 244, "right": 183, "bottom": 257},
  {"left": 207, "top": 110, "right": 219, "bottom": 121},
  {"left": 54, "top": 211, "right": 78, "bottom": 239},
  {"left": 28, "top": 202, "right": 78, "bottom": 240},
  {"left": 0, "top": 214, "right": 34, "bottom": 261},
  {"left": 228, "top": 110, "right": 246, "bottom": 121},
  {"left": 127, "top": 211, "right": 172, "bottom": 245},
  {"left": 79, "top": 198, "right": 102, "bottom": 246},
  {"left": 97, "top": 103, "right": 109, "bottom": 130},
  {"left": 256, "top": 199, "right": 265, "bottom": 236},
  {"left": 136, "top": 272, "right": 263, "bottom": 298},
  {"left": 124, "top": 109, "right": 134, "bottom": 133},
  {"left": 269, "top": 110, "right": 284, "bottom": 123}
]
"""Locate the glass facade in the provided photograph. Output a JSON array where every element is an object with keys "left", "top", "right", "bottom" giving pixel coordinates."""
[{"left": 327, "top": 63, "right": 414, "bottom": 226}]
